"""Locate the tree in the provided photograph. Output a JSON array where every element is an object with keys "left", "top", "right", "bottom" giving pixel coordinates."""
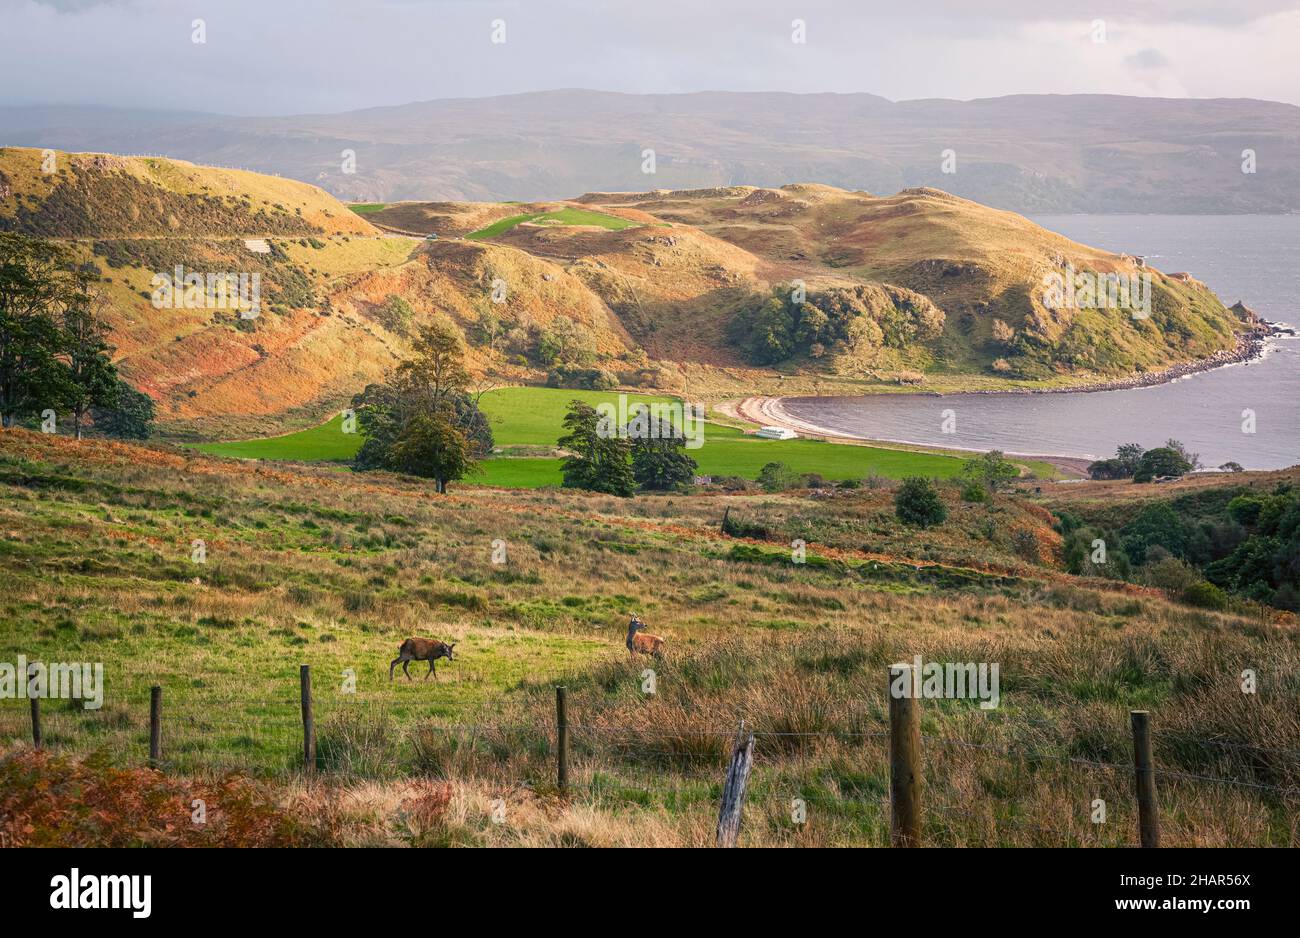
[
  {"left": 557, "top": 400, "right": 634, "bottom": 496},
  {"left": 894, "top": 476, "right": 947, "bottom": 528},
  {"left": 1133, "top": 447, "right": 1193, "bottom": 483},
  {"left": 1115, "top": 443, "right": 1146, "bottom": 476},
  {"left": 60, "top": 285, "right": 119, "bottom": 439},
  {"left": 350, "top": 317, "right": 490, "bottom": 490},
  {"left": 375, "top": 295, "right": 413, "bottom": 336},
  {"left": 757, "top": 461, "right": 799, "bottom": 492},
  {"left": 472, "top": 307, "right": 503, "bottom": 352},
  {"left": 537, "top": 315, "right": 596, "bottom": 366},
  {"left": 92, "top": 379, "right": 155, "bottom": 439},
  {"left": 1164, "top": 438, "right": 1201, "bottom": 471},
  {"left": 386, "top": 408, "right": 475, "bottom": 494},
  {"left": 0, "top": 234, "right": 75, "bottom": 428},
  {"left": 961, "top": 450, "right": 1018, "bottom": 494},
  {"left": 629, "top": 413, "right": 697, "bottom": 491}
]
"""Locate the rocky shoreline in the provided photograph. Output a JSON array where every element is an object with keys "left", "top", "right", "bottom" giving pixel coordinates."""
[{"left": 959, "top": 321, "right": 1282, "bottom": 397}]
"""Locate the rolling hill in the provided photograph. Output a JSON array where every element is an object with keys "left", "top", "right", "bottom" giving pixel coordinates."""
[{"left": 0, "top": 147, "right": 1250, "bottom": 438}]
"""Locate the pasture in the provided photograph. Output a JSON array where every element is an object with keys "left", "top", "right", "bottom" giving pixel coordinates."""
[
  {"left": 465, "top": 207, "right": 638, "bottom": 240},
  {"left": 189, "top": 386, "right": 1039, "bottom": 484},
  {"left": 1, "top": 429, "right": 1295, "bottom": 846}
]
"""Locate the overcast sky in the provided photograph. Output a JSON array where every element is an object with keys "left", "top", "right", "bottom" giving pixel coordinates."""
[{"left": 3, "top": 0, "right": 1299, "bottom": 115}]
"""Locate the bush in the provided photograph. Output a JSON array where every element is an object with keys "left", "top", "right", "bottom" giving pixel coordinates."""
[
  {"left": 894, "top": 477, "right": 947, "bottom": 528},
  {"left": 757, "top": 462, "right": 800, "bottom": 493},
  {"left": 1182, "top": 580, "right": 1228, "bottom": 610},
  {"left": 960, "top": 480, "right": 989, "bottom": 503},
  {"left": 1133, "top": 447, "right": 1192, "bottom": 483}
]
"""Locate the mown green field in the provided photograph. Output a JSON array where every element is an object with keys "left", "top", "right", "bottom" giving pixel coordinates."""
[
  {"left": 191, "top": 386, "right": 1003, "bottom": 485},
  {"left": 347, "top": 203, "right": 388, "bottom": 214},
  {"left": 465, "top": 207, "right": 638, "bottom": 240}
]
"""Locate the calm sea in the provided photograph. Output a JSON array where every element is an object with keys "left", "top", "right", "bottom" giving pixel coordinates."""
[{"left": 781, "top": 215, "right": 1300, "bottom": 470}]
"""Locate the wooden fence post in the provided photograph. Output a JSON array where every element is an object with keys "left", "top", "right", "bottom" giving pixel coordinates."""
[
  {"left": 29, "top": 684, "right": 41, "bottom": 750},
  {"left": 556, "top": 685, "right": 569, "bottom": 794},
  {"left": 149, "top": 685, "right": 162, "bottom": 767},
  {"left": 1131, "top": 710, "right": 1160, "bottom": 848},
  {"left": 889, "top": 662, "right": 923, "bottom": 847},
  {"left": 300, "top": 665, "right": 315, "bottom": 774},
  {"left": 716, "top": 720, "right": 755, "bottom": 848}
]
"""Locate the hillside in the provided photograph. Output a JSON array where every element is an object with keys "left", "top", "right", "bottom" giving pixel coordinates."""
[
  {"left": 1, "top": 430, "right": 1295, "bottom": 846},
  {"left": 6, "top": 91, "right": 1299, "bottom": 213},
  {"left": 0, "top": 148, "right": 1249, "bottom": 437}
]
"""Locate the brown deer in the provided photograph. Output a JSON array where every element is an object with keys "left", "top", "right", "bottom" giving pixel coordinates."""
[
  {"left": 389, "top": 637, "right": 456, "bottom": 682},
  {"left": 625, "top": 615, "right": 664, "bottom": 658}
]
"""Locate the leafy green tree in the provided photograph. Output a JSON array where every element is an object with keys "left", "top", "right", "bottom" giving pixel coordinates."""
[
  {"left": 385, "top": 408, "right": 475, "bottom": 494},
  {"left": 0, "top": 234, "right": 75, "bottom": 427},
  {"left": 537, "top": 315, "right": 596, "bottom": 366},
  {"left": 756, "top": 461, "right": 799, "bottom": 492},
  {"left": 629, "top": 413, "right": 697, "bottom": 491},
  {"left": 350, "top": 317, "right": 490, "bottom": 490},
  {"left": 1115, "top": 443, "right": 1146, "bottom": 476},
  {"left": 1164, "top": 438, "right": 1201, "bottom": 471},
  {"left": 92, "top": 379, "right": 155, "bottom": 439},
  {"left": 557, "top": 400, "right": 634, "bottom": 496},
  {"left": 61, "top": 286, "right": 119, "bottom": 439},
  {"left": 1132, "top": 447, "right": 1193, "bottom": 483},
  {"left": 1121, "top": 502, "right": 1192, "bottom": 565},
  {"left": 894, "top": 476, "right": 947, "bottom": 528},
  {"left": 375, "top": 295, "right": 413, "bottom": 336},
  {"left": 961, "top": 450, "right": 1018, "bottom": 494}
]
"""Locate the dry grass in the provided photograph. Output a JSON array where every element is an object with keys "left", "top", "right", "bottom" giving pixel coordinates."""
[{"left": 0, "top": 431, "right": 1295, "bottom": 846}]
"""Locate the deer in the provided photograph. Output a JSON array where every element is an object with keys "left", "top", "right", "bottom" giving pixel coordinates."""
[
  {"left": 625, "top": 615, "right": 664, "bottom": 658},
  {"left": 389, "top": 637, "right": 457, "bottom": 682}
]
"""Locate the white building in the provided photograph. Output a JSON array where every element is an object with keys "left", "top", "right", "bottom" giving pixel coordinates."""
[{"left": 756, "top": 426, "right": 798, "bottom": 440}]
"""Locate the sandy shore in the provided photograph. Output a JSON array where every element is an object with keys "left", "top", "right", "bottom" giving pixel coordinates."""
[{"left": 721, "top": 396, "right": 1095, "bottom": 478}]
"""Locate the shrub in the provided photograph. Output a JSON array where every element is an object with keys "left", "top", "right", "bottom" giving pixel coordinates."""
[
  {"left": 960, "top": 480, "right": 989, "bottom": 503},
  {"left": 1133, "top": 447, "right": 1192, "bottom": 483},
  {"left": 757, "top": 462, "right": 800, "bottom": 493},
  {"left": 894, "top": 476, "right": 947, "bottom": 528},
  {"left": 1182, "top": 580, "right": 1228, "bottom": 610}
]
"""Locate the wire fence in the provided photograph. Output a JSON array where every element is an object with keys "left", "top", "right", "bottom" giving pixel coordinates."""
[{"left": 3, "top": 672, "right": 1297, "bottom": 847}]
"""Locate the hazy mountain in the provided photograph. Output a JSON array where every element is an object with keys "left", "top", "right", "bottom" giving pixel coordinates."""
[{"left": 3, "top": 91, "right": 1299, "bottom": 213}]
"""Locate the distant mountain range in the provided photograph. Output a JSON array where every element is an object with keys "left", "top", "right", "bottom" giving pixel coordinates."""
[{"left": 3, "top": 91, "right": 1299, "bottom": 213}]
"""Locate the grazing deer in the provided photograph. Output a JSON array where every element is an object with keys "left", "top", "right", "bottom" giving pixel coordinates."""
[
  {"left": 389, "top": 637, "right": 456, "bottom": 682},
  {"left": 625, "top": 615, "right": 664, "bottom": 658}
]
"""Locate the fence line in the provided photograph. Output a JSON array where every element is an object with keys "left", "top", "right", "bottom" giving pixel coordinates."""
[{"left": 3, "top": 662, "right": 1296, "bottom": 846}]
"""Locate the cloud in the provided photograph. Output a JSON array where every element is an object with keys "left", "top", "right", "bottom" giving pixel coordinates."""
[
  {"left": 1124, "top": 48, "right": 1171, "bottom": 70},
  {"left": 1, "top": 0, "right": 1297, "bottom": 113}
]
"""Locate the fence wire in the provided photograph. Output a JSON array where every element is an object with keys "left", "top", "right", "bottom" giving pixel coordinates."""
[{"left": 2, "top": 693, "right": 1296, "bottom": 846}]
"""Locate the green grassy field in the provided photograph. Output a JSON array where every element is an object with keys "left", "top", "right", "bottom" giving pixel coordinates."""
[
  {"left": 190, "top": 386, "right": 1055, "bottom": 486},
  {"left": 3, "top": 428, "right": 1294, "bottom": 846},
  {"left": 347, "top": 203, "right": 388, "bottom": 214},
  {"left": 465, "top": 207, "right": 638, "bottom": 240}
]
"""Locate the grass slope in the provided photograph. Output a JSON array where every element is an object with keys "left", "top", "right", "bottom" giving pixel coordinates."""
[{"left": 2, "top": 430, "right": 1295, "bottom": 846}]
